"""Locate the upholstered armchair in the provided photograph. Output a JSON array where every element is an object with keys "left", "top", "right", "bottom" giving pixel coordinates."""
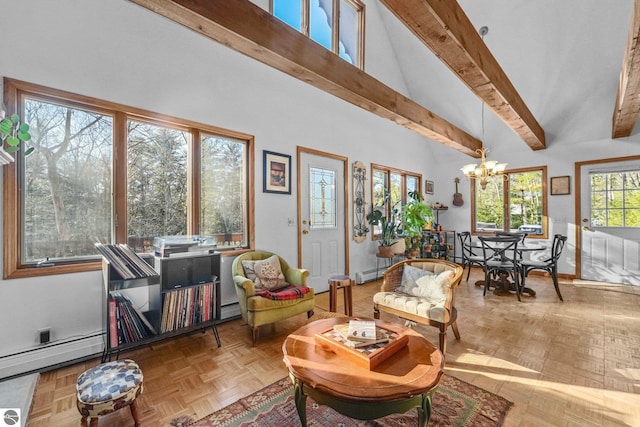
[
  {"left": 232, "top": 251, "right": 315, "bottom": 345},
  {"left": 373, "top": 259, "right": 463, "bottom": 355}
]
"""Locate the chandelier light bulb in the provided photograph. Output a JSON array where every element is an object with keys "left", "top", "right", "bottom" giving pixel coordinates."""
[{"left": 460, "top": 147, "right": 507, "bottom": 185}]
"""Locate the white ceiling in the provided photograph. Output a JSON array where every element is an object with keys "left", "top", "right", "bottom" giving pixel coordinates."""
[{"left": 375, "top": 0, "right": 635, "bottom": 150}]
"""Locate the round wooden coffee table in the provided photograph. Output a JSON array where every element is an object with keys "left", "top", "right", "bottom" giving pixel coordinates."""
[{"left": 282, "top": 318, "right": 444, "bottom": 426}]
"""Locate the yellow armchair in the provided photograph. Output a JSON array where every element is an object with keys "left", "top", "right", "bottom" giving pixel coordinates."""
[{"left": 232, "top": 251, "right": 315, "bottom": 345}]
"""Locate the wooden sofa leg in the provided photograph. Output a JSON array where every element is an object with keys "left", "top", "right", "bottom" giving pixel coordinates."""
[
  {"left": 439, "top": 326, "right": 447, "bottom": 355},
  {"left": 252, "top": 327, "right": 259, "bottom": 346},
  {"left": 373, "top": 307, "right": 380, "bottom": 319},
  {"left": 451, "top": 321, "right": 461, "bottom": 340},
  {"left": 307, "top": 310, "right": 314, "bottom": 318}
]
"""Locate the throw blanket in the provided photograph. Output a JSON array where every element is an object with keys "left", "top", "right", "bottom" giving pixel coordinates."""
[{"left": 255, "top": 285, "right": 310, "bottom": 300}]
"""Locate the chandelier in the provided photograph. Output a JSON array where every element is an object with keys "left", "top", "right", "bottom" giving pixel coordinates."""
[
  {"left": 460, "top": 147, "right": 507, "bottom": 190},
  {"left": 460, "top": 25, "right": 507, "bottom": 190}
]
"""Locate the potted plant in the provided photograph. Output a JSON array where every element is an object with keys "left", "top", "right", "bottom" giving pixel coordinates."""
[
  {"left": 365, "top": 191, "right": 399, "bottom": 257},
  {"left": 0, "top": 104, "right": 33, "bottom": 162},
  {"left": 401, "top": 190, "right": 433, "bottom": 258}
]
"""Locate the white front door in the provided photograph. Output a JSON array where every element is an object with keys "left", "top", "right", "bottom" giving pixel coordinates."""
[
  {"left": 298, "top": 149, "right": 347, "bottom": 293},
  {"left": 580, "top": 159, "right": 640, "bottom": 285}
]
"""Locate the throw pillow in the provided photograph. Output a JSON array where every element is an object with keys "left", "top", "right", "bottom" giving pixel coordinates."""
[
  {"left": 411, "top": 270, "right": 454, "bottom": 303},
  {"left": 241, "top": 260, "right": 258, "bottom": 282},
  {"left": 397, "top": 265, "right": 434, "bottom": 294},
  {"left": 242, "top": 255, "right": 287, "bottom": 291}
]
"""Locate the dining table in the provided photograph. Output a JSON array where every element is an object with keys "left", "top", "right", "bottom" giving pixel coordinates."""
[{"left": 466, "top": 239, "right": 547, "bottom": 297}]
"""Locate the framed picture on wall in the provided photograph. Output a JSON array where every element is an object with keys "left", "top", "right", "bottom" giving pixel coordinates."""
[
  {"left": 550, "top": 176, "right": 570, "bottom": 195},
  {"left": 263, "top": 150, "right": 291, "bottom": 194},
  {"left": 425, "top": 180, "right": 434, "bottom": 195}
]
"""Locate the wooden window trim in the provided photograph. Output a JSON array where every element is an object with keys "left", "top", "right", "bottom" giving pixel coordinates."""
[
  {"left": 369, "top": 163, "right": 422, "bottom": 240},
  {"left": 3, "top": 78, "right": 255, "bottom": 279},
  {"left": 269, "top": 0, "right": 365, "bottom": 69},
  {"left": 470, "top": 165, "right": 548, "bottom": 239}
]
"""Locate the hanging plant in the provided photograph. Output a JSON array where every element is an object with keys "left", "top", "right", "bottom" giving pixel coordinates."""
[{"left": 0, "top": 105, "right": 34, "bottom": 156}]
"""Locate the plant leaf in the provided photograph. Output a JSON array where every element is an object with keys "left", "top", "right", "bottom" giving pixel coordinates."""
[
  {"left": 18, "top": 131, "right": 31, "bottom": 142},
  {"left": 6, "top": 136, "right": 20, "bottom": 147},
  {"left": 0, "top": 118, "right": 12, "bottom": 136},
  {"left": 10, "top": 114, "right": 19, "bottom": 124},
  {"left": 19, "top": 123, "right": 29, "bottom": 132},
  {"left": 24, "top": 147, "right": 35, "bottom": 156},
  {"left": 6, "top": 145, "right": 19, "bottom": 153}
]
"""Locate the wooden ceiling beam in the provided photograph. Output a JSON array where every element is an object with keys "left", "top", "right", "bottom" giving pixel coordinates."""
[
  {"left": 379, "top": 0, "right": 546, "bottom": 151},
  {"left": 612, "top": 0, "right": 640, "bottom": 138},
  {"left": 128, "top": 0, "right": 482, "bottom": 156}
]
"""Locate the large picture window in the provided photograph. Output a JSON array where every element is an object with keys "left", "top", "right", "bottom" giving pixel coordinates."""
[
  {"left": 471, "top": 166, "right": 547, "bottom": 237},
  {"left": 3, "top": 78, "right": 254, "bottom": 278},
  {"left": 271, "top": 0, "right": 365, "bottom": 68}
]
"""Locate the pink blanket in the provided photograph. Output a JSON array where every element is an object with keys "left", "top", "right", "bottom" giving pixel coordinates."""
[{"left": 255, "top": 285, "right": 311, "bottom": 300}]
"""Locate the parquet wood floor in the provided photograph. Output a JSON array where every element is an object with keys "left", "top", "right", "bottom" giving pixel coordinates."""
[{"left": 28, "top": 268, "right": 640, "bottom": 426}]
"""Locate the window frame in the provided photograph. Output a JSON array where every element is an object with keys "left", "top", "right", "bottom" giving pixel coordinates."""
[
  {"left": 270, "top": 0, "right": 366, "bottom": 69},
  {"left": 3, "top": 78, "right": 255, "bottom": 279},
  {"left": 589, "top": 169, "right": 640, "bottom": 228},
  {"left": 370, "top": 164, "right": 422, "bottom": 240},
  {"left": 470, "top": 165, "right": 548, "bottom": 239}
]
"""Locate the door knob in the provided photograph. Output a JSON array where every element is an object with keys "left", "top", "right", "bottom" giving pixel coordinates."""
[{"left": 302, "top": 230, "right": 309, "bottom": 235}]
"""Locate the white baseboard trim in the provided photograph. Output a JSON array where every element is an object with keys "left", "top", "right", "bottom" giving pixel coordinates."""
[{"left": 0, "top": 335, "right": 104, "bottom": 380}]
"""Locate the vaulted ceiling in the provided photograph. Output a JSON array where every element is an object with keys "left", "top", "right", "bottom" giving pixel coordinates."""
[{"left": 129, "top": 0, "right": 639, "bottom": 158}]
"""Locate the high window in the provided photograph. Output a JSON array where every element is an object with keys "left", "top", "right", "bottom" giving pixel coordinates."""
[
  {"left": 471, "top": 167, "right": 547, "bottom": 237},
  {"left": 370, "top": 164, "right": 421, "bottom": 238},
  {"left": 3, "top": 79, "right": 254, "bottom": 278},
  {"left": 271, "top": 0, "right": 365, "bottom": 68}
]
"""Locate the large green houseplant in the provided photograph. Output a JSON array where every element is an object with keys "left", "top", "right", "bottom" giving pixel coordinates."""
[
  {"left": 401, "top": 190, "right": 433, "bottom": 257},
  {"left": 0, "top": 104, "right": 33, "bottom": 158},
  {"left": 365, "top": 191, "right": 399, "bottom": 256}
]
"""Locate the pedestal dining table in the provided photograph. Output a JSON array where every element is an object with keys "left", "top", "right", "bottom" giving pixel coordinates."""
[{"left": 467, "top": 239, "right": 546, "bottom": 297}]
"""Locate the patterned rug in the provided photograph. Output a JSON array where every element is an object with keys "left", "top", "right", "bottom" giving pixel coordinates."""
[{"left": 171, "top": 374, "right": 513, "bottom": 427}]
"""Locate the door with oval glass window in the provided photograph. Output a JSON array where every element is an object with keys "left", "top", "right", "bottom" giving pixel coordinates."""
[{"left": 298, "top": 149, "right": 347, "bottom": 293}]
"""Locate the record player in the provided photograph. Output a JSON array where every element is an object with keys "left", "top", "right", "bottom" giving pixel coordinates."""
[{"left": 153, "top": 235, "right": 217, "bottom": 257}]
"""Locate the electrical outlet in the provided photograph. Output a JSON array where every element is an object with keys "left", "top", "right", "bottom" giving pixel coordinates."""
[{"left": 39, "top": 328, "right": 51, "bottom": 344}]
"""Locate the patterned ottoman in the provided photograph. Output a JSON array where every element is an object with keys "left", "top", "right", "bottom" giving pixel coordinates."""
[{"left": 76, "top": 359, "right": 143, "bottom": 427}]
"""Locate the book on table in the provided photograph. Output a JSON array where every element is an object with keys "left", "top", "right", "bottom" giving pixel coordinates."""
[
  {"left": 332, "top": 323, "right": 390, "bottom": 348},
  {"left": 315, "top": 321, "right": 409, "bottom": 369}
]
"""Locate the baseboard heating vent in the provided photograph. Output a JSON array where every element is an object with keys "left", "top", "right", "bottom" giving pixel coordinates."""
[{"left": 355, "top": 269, "right": 379, "bottom": 284}]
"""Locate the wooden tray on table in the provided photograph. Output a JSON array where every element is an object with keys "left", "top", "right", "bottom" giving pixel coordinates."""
[{"left": 314, "top": 322, "right": 409, "bottom": 370}]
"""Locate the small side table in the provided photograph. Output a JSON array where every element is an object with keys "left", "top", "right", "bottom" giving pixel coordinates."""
[{"left": 328, "top": 275, "right": 354, "bottom": 316}]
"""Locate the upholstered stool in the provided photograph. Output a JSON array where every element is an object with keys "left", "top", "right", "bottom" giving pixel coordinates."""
[
  {"left": 76, "top": 359, "right": 143, "bottom": 427},
  {"left": 328, "top": 275, "right": 354, "bottom": 316}
]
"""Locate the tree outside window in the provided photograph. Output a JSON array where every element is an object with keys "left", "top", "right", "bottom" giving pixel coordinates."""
[
  {"left": 3, "top": 78, "right": 253, "bottom": 278},
  {"left": 472, "top": 167, "right": 547, "bottom": 237}
]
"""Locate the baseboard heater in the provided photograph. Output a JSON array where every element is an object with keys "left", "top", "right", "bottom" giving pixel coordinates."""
[
  {"left": 0, "top": 334, "right": 104, "bottom": 380},
  {"left": 355, "top": 269, "right": 379, "bottom": 284}
]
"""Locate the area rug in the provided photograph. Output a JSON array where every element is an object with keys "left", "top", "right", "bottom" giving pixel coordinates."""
[{"left": 171, "top": 374, "right": 512, "bottom": 427}]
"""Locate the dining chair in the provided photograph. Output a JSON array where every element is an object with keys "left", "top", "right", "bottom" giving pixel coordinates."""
[
  {"left": 494, "top": 230, "right": 528, "bottom": 242},
  {"left": 519, "top": 234, "right": 567, "bottom": 301},
  {"left": 457, "top": 232, "right": 485, "bottom": 280},
  {"left": 478, "top": 235, "right": 522, "bottom": 300}
]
